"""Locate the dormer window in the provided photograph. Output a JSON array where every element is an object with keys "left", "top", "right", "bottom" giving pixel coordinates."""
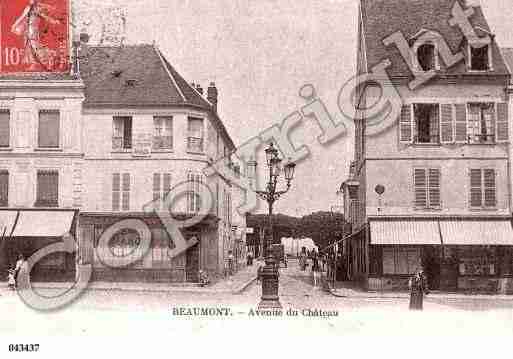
[
  {"left": 469, "top": 44, "right": 491, "bottom": 71},
  {"left": 417, "top": 43, "right": 436, "bottom": 71}
]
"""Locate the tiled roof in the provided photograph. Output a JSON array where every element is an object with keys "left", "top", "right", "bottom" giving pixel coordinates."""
[
  {"left": 80, "top": 44, "right": 235, "bottom": 149},
  {"left": 360, "top": 0, "right": 509, "bottom": 78},
  {"left": 501, "top": 48, "right": 513, "bottom": 84},
  {"left": 80, "top": 44, "right": 210, "bottom": 108}
]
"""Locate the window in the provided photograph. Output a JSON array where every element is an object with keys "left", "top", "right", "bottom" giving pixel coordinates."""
[
  {"left": 112, "top": 173, "right": 130, "bottom": 211},
  {"left": 112, "top": 116, "right": 132, "bottom": 150},
  {"left": 153, "top": 116, "right": 173, "bottom": 150},
  {"left": 0, "top": 171, "right": 8, "bottom": 207},
  {"left": 470, "top": 168, "right": 496, "bottom": 209},
  {"left": 382, "top": 247, "right": 421, "bottom": 275},
  {"left": 413, "top": 104, "right": 439, "bottom": 144},
  {"left": 414, "top": 168, "right": 441, "bottom": 209},
  {"left": 38, "top": 110, "right": 60, "bottom": 148},
  {"left": 0, "top": 110, "right": 10, "bottom": 148},
  {"left": 467, "top": 103, "right": 495, "bottom": 143},
  {"left": 102, "top": 228, "right": 143, "bottom": 268},
  {"left": 458, "top": 247, "right": 496, "bottom": 276},
  {"left": 36, "top": 170, "right": 58, "bottom": 207},
  {"left": 187, "top": 172, "right": 203, "bottom": 213},
  {"left": 153, "top": 173, "right": 172, "bottom": 209},
  {"left": 417, "top": 43, "right": 436, "bottom": 71},
  {"left": 187, "top": 117, "right": 204, "bottom": 153},
  {"left": 470, "top": 44, "right": 490, "bottom": 71}
]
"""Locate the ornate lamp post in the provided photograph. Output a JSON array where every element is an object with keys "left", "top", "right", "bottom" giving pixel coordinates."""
[{"left": 248, "top": 142, "right": 296, "bottom": 309}]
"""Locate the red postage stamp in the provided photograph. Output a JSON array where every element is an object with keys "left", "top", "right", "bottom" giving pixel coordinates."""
[{"left": 0, "top": 0, "right": 69, "bottom": 73}]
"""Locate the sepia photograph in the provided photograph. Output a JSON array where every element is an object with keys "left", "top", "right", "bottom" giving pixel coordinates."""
[{"left": 0, "top": 0, "right": 513, "bottom": 357}]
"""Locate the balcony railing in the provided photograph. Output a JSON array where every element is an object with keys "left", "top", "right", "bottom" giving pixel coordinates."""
[
  {"left": 187, "top": 137, "right": 204, "bottom": 153},
  {"left": 468, "top": 134, "right": 495, "bottom": 144}
]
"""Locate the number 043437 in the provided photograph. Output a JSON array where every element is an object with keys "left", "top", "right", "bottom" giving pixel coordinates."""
[{"left": 8, "top": 344, "right": 40, "bottom": 352}]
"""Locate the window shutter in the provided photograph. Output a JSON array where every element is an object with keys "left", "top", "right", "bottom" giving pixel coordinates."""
[
  {"left": 112, "top": 173, "right": 120, "bottom": 211},
  {"left": 163, "top": 173, "right": 171, "bottom": 193},
  {"left": 469, "top": 169, "right": 482, "bottom": 208},
  {"left": 440, "top": 104, "right": 454, "bottom": 143},
  {"left": 414, "top": 168, "right": 427, "bottom": 208},
  {"left": 399, "top": 105, "right": 412, "bottom": 143},
  {"left": 428, "top": 168, "right": 441, "bottom": 208},
  {"left": 0, "top": 111, "right": 9, "bottom": 147},
  {"left": 153, "top": 173, "right": 161, "bottom": 202},
  {"left": 0, "top": 171, "right": 8, "bottom": 206},
  {"left": 454, "top": 104, "right": 467, "bottom": 143},
  {"left": 38, "top": 111, "right": 60, "bottom": 148},
  {"left": 122, "top": 173, "right": 130, "bottom": 211},
  {"left": 483, "top": 169, "right": 496, "bottom": 208},
  {"left": 123, "top": 117, "right": 132, "bottom": 149},
  {"left": 496, "top": 102, "right": 508, "bottom": 142}
]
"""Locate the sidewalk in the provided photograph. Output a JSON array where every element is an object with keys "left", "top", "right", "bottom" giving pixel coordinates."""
[
  {"left": 326, "top": 280, "right": 513, "bottom": 300},
  {"left": 0, "top": 263, "right": 260, "bottom": 295}
]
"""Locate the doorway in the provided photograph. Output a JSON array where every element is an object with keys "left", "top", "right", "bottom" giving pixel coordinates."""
[{"left": 186, "top": 243, "right": 200, "bottom": 282}]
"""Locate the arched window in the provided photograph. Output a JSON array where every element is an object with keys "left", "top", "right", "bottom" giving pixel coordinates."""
[
  {"left": 110, "top": 228, "right": 141, "bottom": 257},
  {"left": 417, "top": 43, "right": 436, "bottom": 71}
]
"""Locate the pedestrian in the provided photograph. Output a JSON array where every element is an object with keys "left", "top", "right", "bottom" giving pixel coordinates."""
[
  {"left": 247, "top": 251, "right": 253, "bottom": 266},
  {"left": 7, "top": 269, "right": 15, "bottom": 290},
  {"left": 409, "top": 268, "right": 429, "bottom": 310},
  {"left": 299, "top": 247, "right": 307, "bottom": 271},
  {"left": 14, "top": 254, "right": 28, "bottom": 290},
  {"left": 227, "top": 250, "right": 234, "bottom": 276},
  {"left": 311, "top": 249, "right": 320, "bottom": 287}
]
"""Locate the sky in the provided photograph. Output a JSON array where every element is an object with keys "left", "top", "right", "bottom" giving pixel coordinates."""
[{"left": 74, "top": 0, "right": 513, "bottom": 217}]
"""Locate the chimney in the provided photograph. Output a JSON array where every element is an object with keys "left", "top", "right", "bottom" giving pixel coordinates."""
[
  {"left": 196, "top": 84, "right": 203, "bottom": 95},
  {"left": 207, "top": 82, "right": 218, "bottom": 112}
]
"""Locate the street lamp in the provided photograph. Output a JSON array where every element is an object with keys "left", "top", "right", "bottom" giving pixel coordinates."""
[{"left": 248, "top": 142, "right": 296, "bottom": 309}]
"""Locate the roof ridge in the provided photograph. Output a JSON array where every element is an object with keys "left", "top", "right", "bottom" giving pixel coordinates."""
[{"left": 153, "top": 45, "right": 187, "bottom": 102}]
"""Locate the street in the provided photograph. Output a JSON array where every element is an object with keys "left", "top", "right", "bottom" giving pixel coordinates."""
[{"left": 1, "top": 259, "right": 513, "bottom": 337}]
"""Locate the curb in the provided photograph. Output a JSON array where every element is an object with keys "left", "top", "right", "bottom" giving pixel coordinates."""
[
  {"left": 0, "top": 276, "right": 259, "bottom": 296},
  {"left": 232, "top": 276, "right": 258, "bottom": 294}
]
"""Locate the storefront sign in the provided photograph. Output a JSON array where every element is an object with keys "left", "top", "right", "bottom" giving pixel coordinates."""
[{"left": 0, "top": 0, "right": 70, "bottom": 73}]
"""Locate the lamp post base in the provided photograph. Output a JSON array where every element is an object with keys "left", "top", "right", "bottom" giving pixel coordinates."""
[{"left": 257, "top": 256, "right": 282, "bottom": 310}]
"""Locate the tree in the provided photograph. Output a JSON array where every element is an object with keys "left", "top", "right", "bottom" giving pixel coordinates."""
[{"left": 298, "top": 211, "right": 349, "bottom": 250}]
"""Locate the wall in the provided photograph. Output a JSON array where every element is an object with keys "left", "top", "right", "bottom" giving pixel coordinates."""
[
  {"left": 364, "top": 81, "right": 510, "bottom": 216},
  {"left": 0, "top": 81, "right": 85, "bottom": 208}
]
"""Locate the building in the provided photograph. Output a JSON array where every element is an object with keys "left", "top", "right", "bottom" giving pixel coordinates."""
[
  {"left": 0, "top": 43, "right": 238, "bottom": 283},
  {"left": 341, "top": 0, "right": 513, "bottom": 293}
]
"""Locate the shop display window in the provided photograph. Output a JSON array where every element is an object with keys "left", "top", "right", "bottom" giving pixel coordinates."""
[{"left": 457, "top": 247, "right": 496, "bottom": 276}]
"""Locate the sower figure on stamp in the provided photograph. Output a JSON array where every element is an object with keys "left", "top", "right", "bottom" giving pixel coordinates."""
[
  {"left": 408, "top": 268, "right": 429, "bottom": 310},
  {"left": 11, "top": 0, "right": 61, "bottom": 70}
]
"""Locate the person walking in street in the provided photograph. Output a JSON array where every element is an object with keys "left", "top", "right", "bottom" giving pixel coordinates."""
[
  {"left": 247, "top": 251, "right": 253, "bottom": 266},
  {"left": 409, "top": 268, "right": 429, "bottom": 310},
  {"left": 299, "top": 247, "right": 308, "bottom": 271},
  {"left": 227, "top": 250, "right": 235, "bottom": 276},
  {"left": 311, "top": 249, "right": 320, "bottom": 287}
]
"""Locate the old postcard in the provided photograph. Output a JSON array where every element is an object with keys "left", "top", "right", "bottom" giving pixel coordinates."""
[{"left": 1, "top": 0, "right": 513, "bottom": 357}]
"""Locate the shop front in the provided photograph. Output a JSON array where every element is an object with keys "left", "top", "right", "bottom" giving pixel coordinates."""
[
  {"left": 0, "top": 209, "right": 78, "bottom": 282},
  {"left": 438, "top": 220, "right": 513, "bottom": 294},
  {"left": 78, "top": 213, "right": 220, "bottom": 283},
  {"left": 366, "top": 217, "right": 513, "bottom": 294},
  {"left": 367, "top": 219, "right": 442, "bottom": 291}
]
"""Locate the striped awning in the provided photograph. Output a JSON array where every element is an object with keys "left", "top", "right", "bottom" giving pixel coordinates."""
[
  {"left": 11, "top": 210, "right": 76, "bottom": 237},
  {"left": 440, "top": 220, "right": 513, "bottom": 246},
  {"left": 370, "top": 220, "right": 441, "bottom": 245}
]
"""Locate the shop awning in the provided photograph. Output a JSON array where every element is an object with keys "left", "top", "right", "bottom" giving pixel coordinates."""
[
  {"left": 10, "top": 210, "right": 77, "bottom": 237},
  {"left": 370, "top": 220, "right": 442, "bottom": 245},
  {"left": 439, "top": 220, "right": 513, "bottom": 246},
  {"left": 0, "top": 210, "right": 20, "bottom": 238}
]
